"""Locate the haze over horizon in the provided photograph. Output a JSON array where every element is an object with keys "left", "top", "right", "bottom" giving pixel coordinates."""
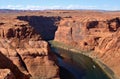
[{"left": 0, "top": 0, "right": 119, "bottom": 11}]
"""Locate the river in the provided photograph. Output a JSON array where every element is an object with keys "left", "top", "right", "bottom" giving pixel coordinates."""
[{"left": 50, "top": 45, "right": 111, "bottom": 79}]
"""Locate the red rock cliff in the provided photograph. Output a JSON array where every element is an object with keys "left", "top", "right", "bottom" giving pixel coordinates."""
[
  {"left": 0, "top": 17, "right": 59, "bottom": 79},
  {"left": 55, "top": 16, "right": 120, "bottom": 77}
]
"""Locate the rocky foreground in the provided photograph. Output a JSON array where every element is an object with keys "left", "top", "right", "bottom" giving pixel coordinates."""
[
  {"left": 0, "top": 10, "right": 120, "bottom": 79},
  {"left": 0, "top": 14, "right": 59, "bottom": 79}
]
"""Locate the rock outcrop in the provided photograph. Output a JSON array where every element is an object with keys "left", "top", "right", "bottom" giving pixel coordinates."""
[
  {"left": 0, "top": 17, "right": 59, "bottom": 79},
  {"left": 54, "top": 16, "right": 120, "bottom": 77}
]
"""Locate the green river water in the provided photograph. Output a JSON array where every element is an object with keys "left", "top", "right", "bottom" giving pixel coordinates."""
[{"left": 49, "top": 41, "right": 116, "bottom": 79}]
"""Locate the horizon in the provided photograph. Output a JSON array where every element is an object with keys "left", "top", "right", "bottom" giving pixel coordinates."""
[
  {"left": 0, "top": 8, "right": 120, "bottom": 12},
  {"left": 0, "top": 0, "right": 119, "bottom": 11}
]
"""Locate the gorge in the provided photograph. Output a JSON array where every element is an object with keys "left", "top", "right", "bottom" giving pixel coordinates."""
[{"left": 0, "top": 10, "right": 120, "bottom": 79}]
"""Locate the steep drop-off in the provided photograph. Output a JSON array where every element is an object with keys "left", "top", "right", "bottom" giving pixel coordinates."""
[
  {"left": 54, "top": 16, "right": 120, "bottom": 77},
  {"left": 0, "top": 16, "right": 59, "bottom": 79},
  {"left": 16, "top": 13, "right": 120, "bottom": 78},
  {"left": 17, "top": 16, "right": 61, "bottom": 40}
]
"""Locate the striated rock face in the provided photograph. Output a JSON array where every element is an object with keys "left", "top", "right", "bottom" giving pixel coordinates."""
[
  {"left": 0, "top": 17, "right": 59, "bottom": 79},
  {"left": 55, "top": 17, "right": 120, "bottom": 50},
  {"left": 55, "top": 16, "right": 120, "bottom": 76},
  {"left": 94, "top": 30, "right": 120, "bottom": 76}
]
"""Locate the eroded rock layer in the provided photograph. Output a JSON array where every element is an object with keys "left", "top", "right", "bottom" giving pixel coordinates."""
[
  {"left": 1, "top": 10, "right": 120, "bottom": 78},
  {"left": 15, "top": 10, "right": 120, "bottom": 77},
  {"left": 0, "top": 17, "right": 59, "bottom": 79},
  {"left": 55, "top": 16, "right": 120, "bottom": 77}
]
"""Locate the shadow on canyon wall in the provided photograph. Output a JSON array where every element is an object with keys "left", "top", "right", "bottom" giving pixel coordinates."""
[
  {"left": 17, "top": 16, "right": 61, "bottom": 40},
  {"left": 0, "top": 52, "right": 29, "bottom": 79}
]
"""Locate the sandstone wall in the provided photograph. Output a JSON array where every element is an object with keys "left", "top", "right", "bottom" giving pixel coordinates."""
[
  {"left": 54, "top": 16, "right": 120, "bottom": 76},
  {"left": 0, "top": 17, "right": 59, "bottom": 79}
]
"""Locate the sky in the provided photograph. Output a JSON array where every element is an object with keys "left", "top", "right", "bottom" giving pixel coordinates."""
[{"left": 0, "top": 0, "right": 119, "bottom": 10}]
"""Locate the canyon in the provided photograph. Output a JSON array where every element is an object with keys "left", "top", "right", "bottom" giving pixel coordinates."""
[
  {"left": 0, "top": 10, "right": 120, "bottom": 79},
  {"left": 0, "top": 13, "right": 59, "bottom": 79}
]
